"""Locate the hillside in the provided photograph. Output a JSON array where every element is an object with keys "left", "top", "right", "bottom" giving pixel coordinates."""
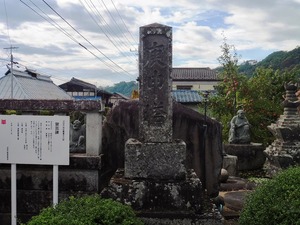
[{"left": 238, "top": 46, "right": 300, "bottom": 77}]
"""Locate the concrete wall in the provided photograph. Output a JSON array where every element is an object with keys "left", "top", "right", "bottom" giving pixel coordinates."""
[{"left": 0, "top": 154, "right": 103, "bottom": 225}]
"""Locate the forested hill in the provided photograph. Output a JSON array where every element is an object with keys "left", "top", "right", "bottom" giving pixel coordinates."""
[
  {"left": 103, "top": 81, "right": 138, "bottom": 97},
  {"left": 238, "top": 46, "right": 300, "bottom": 77}
]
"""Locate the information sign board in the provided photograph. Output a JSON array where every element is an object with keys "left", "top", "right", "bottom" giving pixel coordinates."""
[{"left": 0, "top": 115, "right": 69, "bottom": 165}]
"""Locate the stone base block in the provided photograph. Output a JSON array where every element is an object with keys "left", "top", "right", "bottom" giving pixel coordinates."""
[
  {"left": 102, "top": 169, "right": 201, "bottom": 211},
  {"left": 223, "top": 155, "right": 238, "bottom": 176},
  {"left": 101, "top": 169, "right": 223, "bottom": 224},
  {"left": 125, "top": 138, "right": 186, "bottom": 179},
  {"left": 224, "top": 143, "right": 266, "bottom": 171}
]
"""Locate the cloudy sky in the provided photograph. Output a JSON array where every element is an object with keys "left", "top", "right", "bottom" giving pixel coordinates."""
[{"left": 0, "top": 0, "right": 299, "bottom": 87}]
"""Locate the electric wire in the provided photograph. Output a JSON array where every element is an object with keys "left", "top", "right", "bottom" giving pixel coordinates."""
[
  {"left": 42, "top": 0, "right": 134, "bottom": 77},
  {"left": 20, "top": 0, "right": 120, "bottom": 73},
  {"left": 20, "top": 0, "right": 78, "bottom": 44},
  {"left": 84, "top": 0, "right": 136, "bottom": 62},
  {"left": 79, "top": 0, "right": 136, "bottom": 63},
  {"left": 19, "top": 0, "right": 135, "bottom": 79},
  {"left": 101, "top": 0, "right": 135, "bottom": 51},
  {"left": 3, "top": 0, "right": 11, "bottom": 46},
  {"left": 99, "top": 0, "right": 136, "bottom": 54},
  {"left": 110, "top": 0, "right": 138, "bottom": 47}
]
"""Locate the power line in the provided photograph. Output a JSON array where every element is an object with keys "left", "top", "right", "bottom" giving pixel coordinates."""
[
  {"left": 83, "top": 0, "right": 137, "bottom": 62},
  {"left": 3, "top": 0, "right": 11, "bottom": 45},
  {"left": 42, "top": 0, "right": 133, "bottom": 77},
  {"left": 110, "top": 0, "right": 138, "bottom": 47},
  {"left": 79, "top": 0, "right": 136, "bottom": 63},
  {"left": 99, "top": 0, "right": 137, "bottom": 53},
  {"left": 19, "top": 0, "right": 135, "bottom": 79}
]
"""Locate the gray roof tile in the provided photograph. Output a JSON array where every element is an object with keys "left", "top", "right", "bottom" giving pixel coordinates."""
[
  {"left": 172, "top": 67, "right": 219, "bottom": 81},
  {"left": 0, "top": 69, "right": 73, "bottom": 100},
  {"left": 172, "top": 90, "right": 203, "bottom": 103}
]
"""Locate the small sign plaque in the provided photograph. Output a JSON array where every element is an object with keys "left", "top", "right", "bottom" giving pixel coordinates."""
[{"left": 0, "top": 115, "right": 69, "bottom": 165}]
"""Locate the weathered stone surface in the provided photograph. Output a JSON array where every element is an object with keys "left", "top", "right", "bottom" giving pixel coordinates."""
[
  {"left": 125, "top": 138, "right": 186, "bottom": 179},
  {"left": 224, "top": 143, "right": 266, "bottom": 171},
  {"left": 223, "top": 155, "right": 238, "bottom": 176},
  {"left": 219, "top": 177, "right": 256, "bottom": 192},
  {"left": 223, "top": 191, "right": 250, "bottom": 212},
  {"left": 102, "top": 99, "right": 223, "bottom": 197},
  {"left": 139, "top": 23, "right": 173, "bottom": 143},
  {"left": 264, "top": 82, "right": 300, "bottom": 175},
  {"left": 219, "top": 168, "right": 229, "bottom": 183},
  {"left": 102, "top": 169, "right": 201, "bottom": 211}
]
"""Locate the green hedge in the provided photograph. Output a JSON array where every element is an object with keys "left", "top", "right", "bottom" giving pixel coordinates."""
[
  {"left": 25, "top": 195, "right": 143, "bottom": 225},
  {"left": 239, "top": 166, "right": 300, "bottom": 225}
]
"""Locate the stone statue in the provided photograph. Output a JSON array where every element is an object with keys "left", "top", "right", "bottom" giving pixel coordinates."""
[
  {"left": 70, "top": 120, "right": 86, "bottom": 152},
  {"left": 228, "top": 110, "right": 250, "bottom": 144}
]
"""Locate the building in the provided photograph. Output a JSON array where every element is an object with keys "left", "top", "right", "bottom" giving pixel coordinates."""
[
  {"left": 0, "top": 65, "right": 73, "bottom": 100},
  {"left": 59, "top": 77, "right": 113, "bottom": 106},
  {"left": 109, "top": 92, "right": 130, "bottom": 105},
  {"left": 170, "top": 67, "right": 218, "bottom": 111},
  {"left": 172, "top": 90, "right": 204, "bottom": 111},
  {"left": 172, "top": 67, "right": 219, "bottom": 91}
]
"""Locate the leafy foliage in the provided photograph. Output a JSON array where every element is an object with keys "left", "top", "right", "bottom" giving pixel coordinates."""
[
  {"left": 104, "top": 81, "right": 138, "bottom": 97},
  {"left": 25, "top": 195, "right": 143, "bottom": 225},
  {"left": 238, "top": 46, "right": 300, "bottom": 77},
  {"left": 239, "top": 166, "right": 300, "bottom": 225},
  {"left": 210, "top": 38, "right": 298, "bottom": 145}
]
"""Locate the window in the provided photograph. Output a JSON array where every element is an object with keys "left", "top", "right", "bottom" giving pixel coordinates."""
[{"left": 176, "top": 85, "right": 192, "bottom": 90}]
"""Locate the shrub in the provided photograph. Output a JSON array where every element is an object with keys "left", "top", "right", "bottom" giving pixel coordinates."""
[
  {"left": 239, "top": 166, "right": 300, "bottom": 225},
  {"left": 26, "top": 195, "right": 144, "bottom": 225}
]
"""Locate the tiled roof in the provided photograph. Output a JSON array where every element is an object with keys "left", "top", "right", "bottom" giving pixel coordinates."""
[
  {"left": 0, "top": 68, "right": 73, "bottom": 100},
  {"left": 172, "top": 90, "right": 203, "bottom": 103},
  {"left": 60, "top": 77, "right": 113, "bottom": 96},
  {"left": 172, "top": 67, "right": 219, "bottom": 81}
]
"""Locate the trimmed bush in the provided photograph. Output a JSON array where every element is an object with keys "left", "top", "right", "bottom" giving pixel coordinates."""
[
  {"left": 239, "top": 166, "right": 300, "bottom": 225},
  {"left": 25, "top": 195, "right": 144, "bottom": 225}
]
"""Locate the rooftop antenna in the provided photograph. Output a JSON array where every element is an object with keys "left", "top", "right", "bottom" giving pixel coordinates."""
[{"left": 4, "top": 46, "right": 18, "bottom": 98}]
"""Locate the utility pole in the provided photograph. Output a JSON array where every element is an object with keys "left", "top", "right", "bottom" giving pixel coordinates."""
[{"left": 4, "top": 46, "right": 18, "bottom": 99}]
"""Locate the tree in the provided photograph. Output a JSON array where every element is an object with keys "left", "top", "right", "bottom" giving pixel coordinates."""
[
  {"left": 209, "top": 38, "right": 297, "bottom": 145},
  {"left": 209, "top": 36, "right": 248, "bottom": 140}
]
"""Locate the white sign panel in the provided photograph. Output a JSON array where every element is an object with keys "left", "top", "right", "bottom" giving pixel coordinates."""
[{"left": 0, "top": 115, "right": 69, "bottom": 165}]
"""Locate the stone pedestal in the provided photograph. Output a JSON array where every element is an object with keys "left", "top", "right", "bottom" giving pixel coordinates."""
[
  {"left": 125, "top": 138, "right": 186, "bottom": 180},
  {"left": 224, "top": 143, "right": 266, "bottom": 171},
  {"left": 101, "top": 169, "right": 223, "bottom": 225}
]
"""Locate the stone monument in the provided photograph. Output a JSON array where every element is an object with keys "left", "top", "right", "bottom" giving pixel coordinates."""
[
  {"left": 225, "top": 110, "right": 265, "bottom": 171},
  {"left": 69, "top": 119, "right": 86, "bottom": 153},
  {"left": 101, "top": 23, "right": 222, "bottom": 224},
  {"left": 228, "top": 109, "right": 250, "bottom": 144},
  {"left": 264, "top": 82, "right": 300, "bottom": 176}
]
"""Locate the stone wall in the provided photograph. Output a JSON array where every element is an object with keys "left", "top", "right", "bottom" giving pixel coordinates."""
[
  {"left": 0, "top": 154, "right": 102, "bottom": 225},
  {"left": 102, "top": 100, "right": 223, "bottom": 198}
]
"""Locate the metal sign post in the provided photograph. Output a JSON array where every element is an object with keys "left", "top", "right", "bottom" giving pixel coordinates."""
[{"left": 11, "top": 164, "right": 17, "bottom": 225}]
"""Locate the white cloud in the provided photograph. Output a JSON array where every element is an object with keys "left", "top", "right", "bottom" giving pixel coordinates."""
[{"left": 0, "top": 0, "right": 299, "bottom": 86}]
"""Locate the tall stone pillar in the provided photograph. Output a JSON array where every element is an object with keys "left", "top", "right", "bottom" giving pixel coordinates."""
[
  {"left": 101, "top": 23, "right": 222, "bottom": 225},
  {"left": 139, "top": 23, "right": 173, "bottom": 143}
]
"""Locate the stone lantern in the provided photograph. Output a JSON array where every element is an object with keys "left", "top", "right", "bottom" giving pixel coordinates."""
[{"left": 264, "top": 82, "right": 300, "bottom": 175}]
